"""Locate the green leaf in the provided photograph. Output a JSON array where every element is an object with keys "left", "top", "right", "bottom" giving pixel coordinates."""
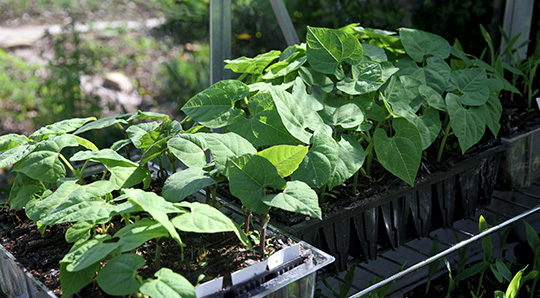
[
  {"left": 446, "top": 93, "right": 485, "bottom": 153},
  {"left": 291, "top": 76, "right": 324, "bottom": 111},
  {"left": 202, "top": 133, "right": 257, "bottom": 174},
  {"left": 494, "top": 259, "right": 512, "bottom": 283},
  {"left": 70, "top": 149, "right": 151, "bottom": 189},
  {"left": 399, "top": 28, "right": 451, "bottom": 63},
  {"left": 73, "top": 113, "right": 130, "bottom": 134},
  {"left": 506, "top": 267, "right": 525, "bottom": 298},
  {"left": 230, "top": 92, "right": 297, "bottom": 147},
  {"left": 140, "top": 268, "right": 196, "bottom": 298},
  {"left": 327, "top": 134, "right": 365, "bottom": 190},
  {"left": 65, "top": 221, "right": 94, "bottom": 243},
  {"left": 8, "top": 184, "right": 44, "bottom": 210},
  {"left": 321, "top": 97, "right": 365, "bottom": 129},
  {"left": 12, "top": 135, "right": 78, "bottom": 183},
  {"left": 96, "top": 254, "right": 145, "bottom": 296},
  {"left": 494, "top": 290, "right": 505, "bottom": 298},
  {"left": 114, "top": 219, "right": 169, "bottom": 252},
  {"left": 478, "top": 92, "right": 502, "bottom": 137},
  {"left": 268, "top": 86, "right": 331, "bottom": 144},
  {"left": 162, "top": 168, "right": 216, "bottom": 202},
  {"left": 181, "top": 80, "right": 249, "bottom": 128},
  {"left": 298, "top": 66, "right": 334, "bottom": 93},
  {"left": 382, "top": 75, "right": 422, "bottom": 116},
  {"left": 291, "top": 133, "right": 339, "bottom": 188},
  {"left": 226, "top": 154, "right": 286, "bottom": 214},
  {"left": 402, "top": 107, "right": 441, "bottom": 150},
  {"left": 373, "top": 118, "right": 422, "bottom": 186},
  {"left": 126, "top": 122, "right": 159, "bottom": 149},
  {"left": 168, "top": 134, "right": 208, "bottom": 168},
  {"left": 306, "top": 26, "right": 364, "bottom": 75},
  {"left": 26, "top": 180, "right": 116, "bottom": 225},
  {"left": 256, "top": 145, "right": 308, "bottom": 178},
  {"left": 225, "top": 50, "right": 281, "bottom": 74},
  {"left": 0, "top": 134, "right": 28, "bottom": 152},
  {"left": 172, "top": 202, "right": 238, "bottom": 233},
  {"left": 478, "top": 215, "right": 492, "bottom": 261},
  {"left": 336, "top": 62, "right": 385, "bottom": 95},
  {"left": 127, "top": 111, "right": 169, "bottom": 122},
  {"left": 396, "top": 57, "right": 451, "bottom": 94},
  {"left": 362, "top": 43, "right": 388, "bottom": 62},
  {"left": 262, "top": 54, "right": 307, "bottom": 80},
  {"left": 123, "top": 189, "right": 183, "bottom": 246},
  {"left": 419, "top": 85, "right": 446, "bottom": 111},
  {"left": 261, "top": 181, "right": 321, "bottom": 219},
  {"left": 449, "top": 68, "right": 489, "bottom": 106},
  {"left": 30, "top": 117, "right": 96, "bottom": 137},
  {"left": 70, "top": 135, "right": 98, "bottom": 151},
  {"left": 523, "top": 221, "right": 540, "bottom": 253},
  {"left": 355, "top": 94, "right": 387, "bottom": 122},
  {"left": 60, "top": 261, "right": 98, "bottom": 298},
  {"left": 67, "top": 241, "right": 119, "bottom": 272}
]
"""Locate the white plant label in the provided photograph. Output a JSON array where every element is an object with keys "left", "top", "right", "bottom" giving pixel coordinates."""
[
  {"left": 195, "top": 277, "right": 223, "bottom": 298},
  {"left": 267, "top": 243, "right": 301, "bottom": 270},
  {"left": 231, "top": 259, "right": 268, "bottom": 285},
  {"left": 536, "top": 97, "right": 540, "bottom": 110}
]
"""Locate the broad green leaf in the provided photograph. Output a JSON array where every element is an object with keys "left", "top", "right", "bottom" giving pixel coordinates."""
[
  {"left": 494, "top": 259, "right": 512, "bottom": 283},
  {"left": 479, "top": 92, "right": 502, "bottom": 137},
  {"left": 306, "top": 26, "right": 363, "bottom": 75},
  {"left": 262, "top": 181, "right": 321, "bottom": 219},
  {"left": 419, "top": 85, "right": 446, "bottom": 111},
  {"left": 298, "top": 66, "right": 334, "bottom": 93},
  {"left": 268, "top": 86, "right": 331, "bottom": 144},
  {"left": 96, "top": 254, "right": 145, "bottom": 296},
  {"left": 453, "top": 261, "right": 489, "bottom": 283},
  {"left": 61, "top": 234, "right": 111, "bottom": 263},
  {"left": 382, "top": 75, "right": 420, "bottom": 116},
  {"left": 291, "top": 133, "right": 339, "bottom": 188},
  {"left": 401, "top": 107, "right": 441, "bottom": 150},
  {"left": 0, "top": 134, "right": 28, "bottom": 152},
  {"left": 139, "top": 136, "right": 172, "bottom": 165},
  {"left": 65, "top": 221, "right": 94, "bottom": 243},
  {"left": 506, "top": 267, "right": 525, "bottom": 298},
  {"left": 362, "top": 43, "right": 387, "bottom": 61},
  {"left": 67, "top": 241, "right": 119, "bottom": 272},
  {"left": 122, "top": 189, "right": 183, "bottom": 246},
  {"left": 181, "top": 80, "right": 249, "bottom": 128},
  {"left": 449, "top": 68, "right": 489, "bottom": 106},
  {"left": 70, "top": 135, "right": 98, "bottom": 151},
  {"left": 230, "top": 92, "right": 297, "bottom": 147},
  {"left": 523, "top": 221, "right": 540, "bottom": 253},
  {"left": 262, "top": 54, "right": 307, "bottom": 80},
  {"left": 226, "top": 154, "right": 286, "bottom": 214},
  {"left": 114, "top": 218, "right": 169, "bottom": 252},
  {"left": 355, "top": 94, "right": 387, "bottom": 122},
  {"left": 336, "top": 62, "right": 385, "bottom": 95},
  {"left": 126, "top": 122, "right": 159, "bottom": 148},
  {"left": 127, "top": 111, "right": 169, "bottom": 122},
  {"left": 172, "top": 202, "right": 237, "bottom": 233},
  {"left": 59, "top": 261, "right": 98, "bottom": 298},
  {"left": 225, "top": 50, "right": 281, "bottom": 74},
  {"left": 399, "top": 28, "right": 451, "bottom": 62},
  {"left": 111, "top": 139, "right": 131, "bottom": 152},
  {"left": 8, "top": 183, "right": 44, "bottom": 210},
  {"left": 256, "top": 145, "right": 309, "bottom": 178},
  {"left": 12, "top": 135, "right": 78, "bottom": 183},
  {"left": 73, "top": 113, "right": 130, "bottom": 134},
  {"left": 201, "top": 133, "right": 257, "bottom": 174},
  {"left": 396, "top": 57, "right": 451, "bottom": 94},
  {"left": 446, "top": 93, "right": 485, "bottom": 153},
  {"left": 291, "top": 76, "right": 324, "bottom": 111},
  {"left": 30, "top": 117, "right": 96, "bottom": 137},
  {"left": 70, "top": 149, "right": 151, "bottom": 189},
  {"left": 321, "top": 97, "right": 365, "bottom": 129},
  {"left": 373, "top": 118, "right": 422, "bottom": 186},
  {"left": 168, "top": 134, "right": 207, "bottom": 168},
  {"left": 140, "top": 268, "right": 196, "bottom": 298},
  {"left": 162, "top": 167, "right": 216, "bottom": 202},
  {"left": 327, "top": 134, "right": 365, "bottom": 190},
  {"left": 25, "top": 180, "right": 116, "bottom": 224}
]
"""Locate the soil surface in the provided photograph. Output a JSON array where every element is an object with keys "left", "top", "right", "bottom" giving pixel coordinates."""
[{"left": 0, "top": 205, "right": 295, "bottom": 297}]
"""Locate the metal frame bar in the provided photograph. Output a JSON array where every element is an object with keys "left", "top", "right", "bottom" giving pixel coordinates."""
[
  {"left": 210, "top": 0, "right": 231, "bottom": 85},
  {"left": 269, "top": 0, "right": 300, "bottom": 46},
  {"left": 349, "top": 203, "right": 540, "bottom": 298}
]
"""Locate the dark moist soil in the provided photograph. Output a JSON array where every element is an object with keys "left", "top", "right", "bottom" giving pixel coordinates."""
[{"left": 0, "top": 205, "right": 294, "bottom": 297}]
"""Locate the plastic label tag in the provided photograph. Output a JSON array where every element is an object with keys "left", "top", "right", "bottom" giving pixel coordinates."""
[
  {"left": 195, "top": 277, "right": 223, "bottom": 297},
  {"left": 267, "top": 243, "right": 301, "bottom": 270},
  {"left": 536, "top": 97, "right": 540, "bottom": 110},
  {"left": 231, "top": 259, "right": 268, "bottom": 285}
]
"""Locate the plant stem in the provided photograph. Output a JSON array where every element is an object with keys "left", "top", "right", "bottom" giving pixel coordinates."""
[
  {"left": 259, "top": 213, "right": 270, "bottom": 255},
  {"left": 530, "top": 275, "right": 539, "bottom": 298},
  {"left": 437, "top": 114, "right": 451, "bottom": 163},
  {"left": 352, "top": 170, "right": 359, "bottom": 195},
  {"left": 154, "top": 239, "right": 162, "bottom": 270},
  {"left": 59, "top": 153, "right": 77, "bottom": 177},
  {"left": 243, "top": 206, "right": 251, "bottom": 234},
  {"left": 475, "top": 269, "right": 486, "bottom": 297}
]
